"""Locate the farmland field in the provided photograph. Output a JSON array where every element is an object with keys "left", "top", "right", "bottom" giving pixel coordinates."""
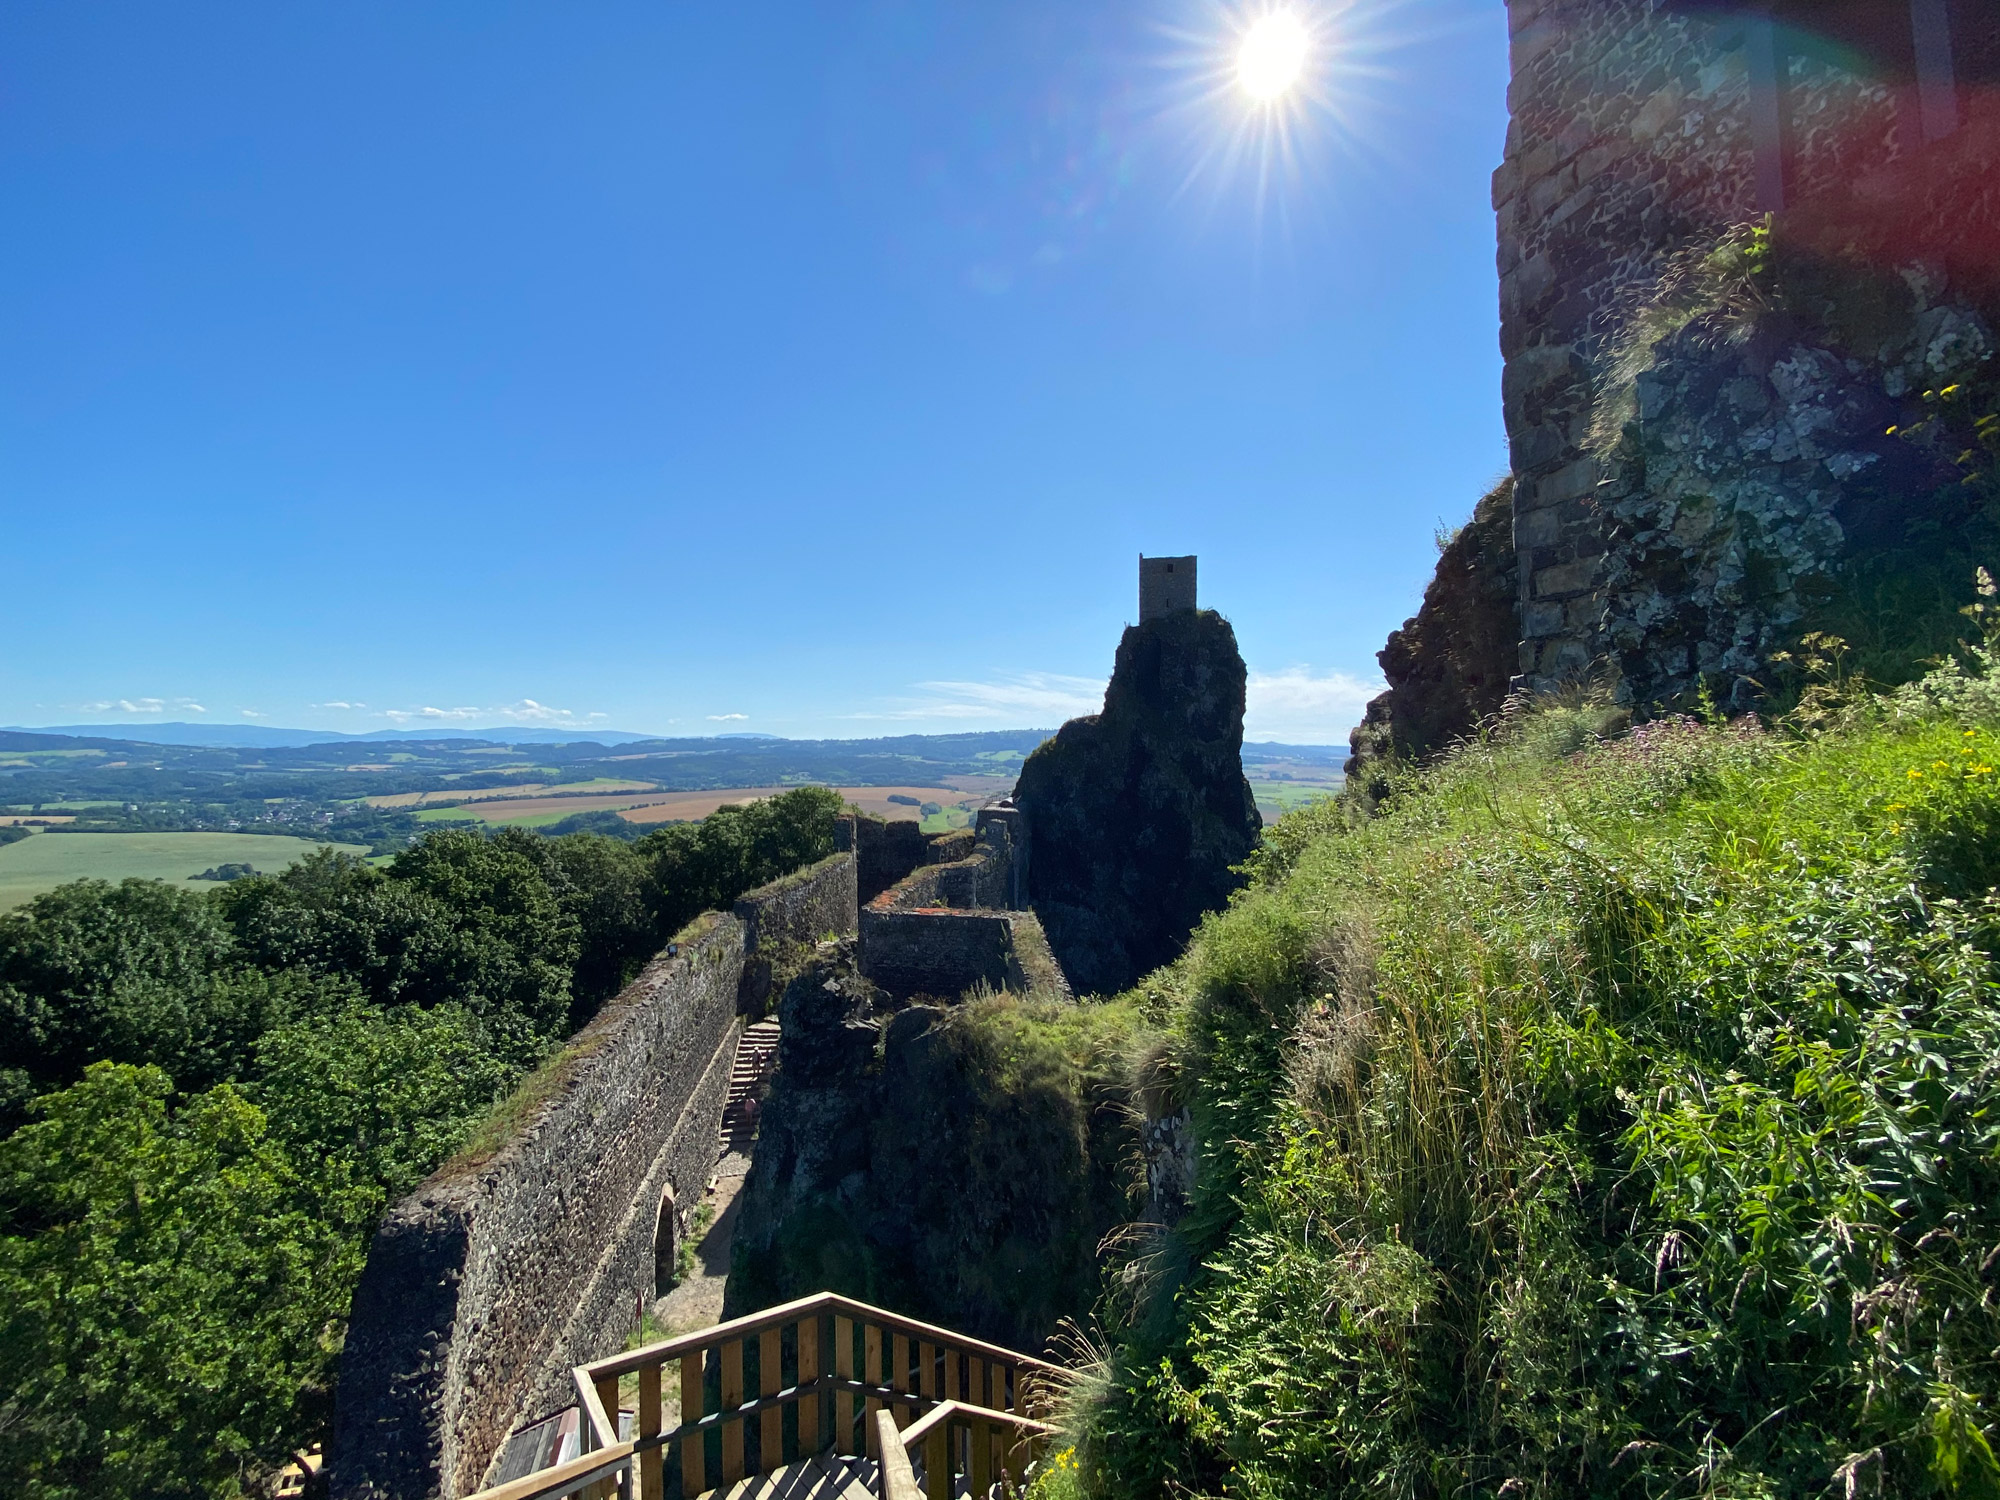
[
  {"left": 1248, "top": 779, "right": 1342, "bottom": 821},
  {"left": 410, "top": 782, "right": 1016, "bottom": 828},
  {"left": 1243, "top": 752, "right": 1346, "bottom": 824},
  {"left": 0, "top": 832, "right": 368, "bottom": 911},
  {"left": 365, "top": 777, "right": 658, "bottom": 809}
]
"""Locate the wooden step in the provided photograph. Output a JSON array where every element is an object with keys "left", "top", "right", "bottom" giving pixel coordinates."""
[{"left": 706, "top": 1452, "right": 876, "bottom": 1499}]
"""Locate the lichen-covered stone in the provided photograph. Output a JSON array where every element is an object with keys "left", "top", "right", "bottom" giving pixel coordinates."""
[
  {"left": 1014, "top": 610, "right": 1262, "bottom": 997},
  {"left": 1596, "top": 266, "right": 1996, "bottom": 708}
]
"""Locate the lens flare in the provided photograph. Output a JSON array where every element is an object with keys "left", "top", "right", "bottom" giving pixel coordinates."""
[{"left": 1237, "top": 11, "right": 1309, "bottom": 101}]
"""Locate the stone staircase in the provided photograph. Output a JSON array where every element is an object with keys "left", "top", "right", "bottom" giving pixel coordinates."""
[{"left": 721, "top": 1019, "right": 782, "bottom": 1161}]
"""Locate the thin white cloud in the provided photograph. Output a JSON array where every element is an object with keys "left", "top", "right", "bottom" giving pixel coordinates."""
[
  {"left": 847, "top": 666, "right": 1374, "bottom": 743},
  {"left": 1244, "top": 667, "right": 1383, "bottom": 745},
  {"left": 851, "top": 671, "right": 1107, "bottom": 725},
  {"left": 240, "top": 709, "right": 265, "bottom": 719},
  {"left": 707, "top": 713, "right": 749, "bottom": 722},
  {"left": 312, "top": 701, "right": 365, "bottom": 711},
  {"left": 379, "top": 698, "right": 609, "bottom": 727},
  {"left": 76, "top": 696, "right": 207, "bottom": 716}
]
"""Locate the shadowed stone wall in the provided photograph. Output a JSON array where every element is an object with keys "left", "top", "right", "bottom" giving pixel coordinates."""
[
  {"left": 1015, "top": 610, "right": 1260, "bottom": 996},
  {"left": 853, "top": 814, "right": 928, "bottom": 902},
  {"left": 329, "top": 913, "right": 746, "bottom": 1499}
]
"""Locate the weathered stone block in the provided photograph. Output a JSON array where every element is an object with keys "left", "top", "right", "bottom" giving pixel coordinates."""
[
  {"left": 1540, "top": 456, "right": 1601, "bottom": 505},
  {"left": 1535, "top": 556, "right": 1601, "bottom": 599},
  {"left": 1517, "top": 496, "right": 1567, "bottom": 547},
  {"left": 1522, "top": 598, "right": 1567, "bottom": 637}
]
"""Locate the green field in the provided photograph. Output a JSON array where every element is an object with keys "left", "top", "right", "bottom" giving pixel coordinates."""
[
  {"left": 1248, "top": 777, "right": 1343, "bottom": 820},
  {"left": 0, "top": 832, "right": 368, "bottom": 911}
]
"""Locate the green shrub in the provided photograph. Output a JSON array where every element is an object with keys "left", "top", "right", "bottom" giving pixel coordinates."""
[{"left": 0, "top": 1064, "right": 359, "bottom": 1500}]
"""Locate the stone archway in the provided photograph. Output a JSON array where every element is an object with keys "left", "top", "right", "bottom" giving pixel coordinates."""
[{"left": 653, "top": 1188, "right": 678, "bottom": 1298}]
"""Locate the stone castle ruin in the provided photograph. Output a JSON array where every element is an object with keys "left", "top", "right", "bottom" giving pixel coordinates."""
[
  {"left": 331, "top": 557, "right": 1260, "bottom": 1498},
  {"left": 1138, "top": 554, "right": 1197, "bottom": 621},
  {"left": 1353, "top": 0, "right": 1998, "bottom": 771}
]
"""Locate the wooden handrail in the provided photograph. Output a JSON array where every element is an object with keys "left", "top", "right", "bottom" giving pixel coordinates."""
[
  {"left": 468, "top": 1442, "right": 634, "bottom": 1500},
  {"left": 574, "top": 1366, "right": 619, "bottom": 1451},
  {"left": 896, "top": 1400, "right": 1056, "bottom": 1451},
  {"left": 889, "top": 1399, "right": 1055, "bottom": 1500},
  {"left": 583, "top": 1290, "right": 1061, "bottom": 1382},
  {"left": 873, "top": 1411, "right": 922, "bottom": 1500}
]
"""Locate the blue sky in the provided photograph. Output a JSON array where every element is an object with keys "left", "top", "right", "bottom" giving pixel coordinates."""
[{"left": 2, "top": 1, "right": 1510, "bottom": 744}]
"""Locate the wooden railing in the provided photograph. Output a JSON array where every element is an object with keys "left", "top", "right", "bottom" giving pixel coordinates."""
[
  {"left": 871, "top": 1402, "right": 1057, "bottom": 1500},
  {"left": 466, "top": 1291, "right": 1062, "bottom": 1500}
]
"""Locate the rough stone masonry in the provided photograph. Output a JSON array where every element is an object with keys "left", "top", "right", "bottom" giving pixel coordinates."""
[
  {"left": 1496, "top": 0, "right": 1993, "bottom": 692},
  {"left": 329, "top": 844, "right": 868, "bottom": 1500}
]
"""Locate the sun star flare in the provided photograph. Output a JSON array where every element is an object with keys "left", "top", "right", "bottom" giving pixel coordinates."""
[{"left": 1237, "top": 11, "right": 1310, "bottom": 102}]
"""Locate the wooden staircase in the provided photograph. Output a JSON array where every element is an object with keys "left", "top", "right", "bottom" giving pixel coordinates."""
[{"left": 468, "top": 1293, "right": 1058, "bottom": 1500}]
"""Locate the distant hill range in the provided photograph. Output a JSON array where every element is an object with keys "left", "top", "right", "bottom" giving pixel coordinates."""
[
  {"left": 5, "top": 722, "right": 663, "bottom": 749},
  {"left": 3, "top": 722, "right": 1348, "bottom": 759}
]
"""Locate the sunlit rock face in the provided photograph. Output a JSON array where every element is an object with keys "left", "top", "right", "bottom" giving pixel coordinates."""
[
  {"left": 1596, "top": 273, "right": 1996, "bottom": 710},
  {"left": 1015, "top": 609, "right": 1262, "bottom": 997},
  {"left": 1346, "top": 478, "right": 1520, "bottom": 803}
]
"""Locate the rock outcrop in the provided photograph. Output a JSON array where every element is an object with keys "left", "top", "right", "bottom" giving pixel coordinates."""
[
  {"left": 1346, "top": 478, "right": 1519, "bottom": 798},
  {"left": 1013, "top": 610, "right": 1262, "bottom": 997},
  {"left": 724, "top": 944, "right": 1135, "bottom": 1351}
]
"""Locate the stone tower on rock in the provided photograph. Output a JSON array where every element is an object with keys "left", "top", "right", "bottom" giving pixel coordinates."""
[{"left": 1014, "top": 574, "right": 1261, "bottom": 997}]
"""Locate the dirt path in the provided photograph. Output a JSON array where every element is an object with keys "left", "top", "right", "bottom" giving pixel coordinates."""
[{"left": 652, "top": 1146, "right": 753, "bottom": 1337}]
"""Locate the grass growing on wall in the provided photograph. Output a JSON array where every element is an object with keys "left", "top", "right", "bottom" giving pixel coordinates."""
[{"left": 1054, "top": 630, "right": 2000, "bottom": 1500}]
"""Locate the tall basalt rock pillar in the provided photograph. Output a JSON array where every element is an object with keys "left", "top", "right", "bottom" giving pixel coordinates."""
[{"left": 1014, "top": 609, "right": 1262, "bottom": 997}]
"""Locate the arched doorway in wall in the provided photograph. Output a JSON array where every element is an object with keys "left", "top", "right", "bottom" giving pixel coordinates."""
[{"left": 653, "top": 1188, "right": 678, "bottom": 1299}]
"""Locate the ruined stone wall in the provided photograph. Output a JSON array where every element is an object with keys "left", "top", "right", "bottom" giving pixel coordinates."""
[
  {"left": 857, "top": 906, "right": 1022, "bottom": 998},
  {"left": 733, "top": 851, "right": 859, "bottom": 1011},
  {"left": 726, "top": 945, "right": 1126, "bottom": 1349},
  {"left": 857, "top": 903, "right": 1068, "bottom": 1002},
  {"left": 733, "top": 851, "right": 857, "bottom": 949},
  {"left": 853, "top": 813, "right": 928, "bottom": 903},
  {"left": 1498, "top": 0, "right": 1917, "bottom": 689},
  {"left": 328, "top": 915, "right": 746, "bottom": 1500},
  {"left": 854, "top": 806, "right": 1054, "bottom": 999},
  {"left": 1346, "top": 478, "right": 1520, "bottom": 789},
  {"left": 924, "top": 828, "right": 976, "bottom": 864},
  {"left": 1016, "top": 610, "right": 1259, "bottom": 995}
]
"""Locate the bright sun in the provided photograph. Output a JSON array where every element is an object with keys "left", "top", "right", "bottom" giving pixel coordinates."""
[{"left": 1237, "top": 11, "right": 1309, "bottom": 102}]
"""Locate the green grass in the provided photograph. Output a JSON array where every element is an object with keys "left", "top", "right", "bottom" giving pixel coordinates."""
[
  {"left": 1063, "top": 658, "right": 2000, "bottom": 1500},
  {"left": 0, "top": 833, "right": 368, "bottom": 911}
]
